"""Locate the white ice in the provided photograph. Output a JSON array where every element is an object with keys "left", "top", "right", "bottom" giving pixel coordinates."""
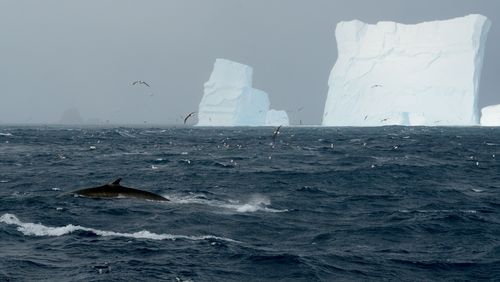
[
  {"left": 197, "top": 59, "right": 288, "bottom": 126},
  {"left": 266, "top": 109, "right": 289, "bottom": 126},
  {"left": 480, "top": 104, "right": 500, "bottom": 126},
  {"left": 322, "top": 14, "right": 491, "bottom": 126}
]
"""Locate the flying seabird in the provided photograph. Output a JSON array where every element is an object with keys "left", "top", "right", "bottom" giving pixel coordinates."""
[
  {"left": 184, "top": 112, "right": 196, "bottom": 124},
  {"left": 371, "top": 84, "right": 383, "bottom": 88},
  {"left": 272, "top": 125, "right": 282, "bottom": 144},
  {"left": 131, "top": 80, "right": 151, "bottom": 87}
]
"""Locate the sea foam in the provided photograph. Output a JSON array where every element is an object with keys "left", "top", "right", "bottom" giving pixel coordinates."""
[
  {"left": 166, "top": 194, "right": 288, "bottom": 213},
  {"left": 0, "top": 213, "right": 237, "bottom": 242}
]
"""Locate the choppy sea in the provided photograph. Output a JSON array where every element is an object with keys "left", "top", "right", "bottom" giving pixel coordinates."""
[{"left": 0, "top": 126, "right": 499, "bottom": 281}]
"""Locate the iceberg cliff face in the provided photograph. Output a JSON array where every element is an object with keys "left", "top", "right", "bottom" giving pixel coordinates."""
[
  {"left": 266, "top": 110, "right": 289, "bottom": 126},
  {"left": 322, "top": 15, "right": 491, "bottom": 126},
  {"left": 197, "top": 59, "right": 287, "bottom": 126},
  {"left": 480, "top": 105, "right": 500, "bottom": 126}
]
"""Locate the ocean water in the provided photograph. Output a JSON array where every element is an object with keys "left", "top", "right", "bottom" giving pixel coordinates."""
[{"left": 0, "top": 126, "right": 499, "bottom": 281}]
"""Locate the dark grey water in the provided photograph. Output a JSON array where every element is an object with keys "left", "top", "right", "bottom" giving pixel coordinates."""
[{"left": 0, "top": 126, "right": 499, "bottom": 281}]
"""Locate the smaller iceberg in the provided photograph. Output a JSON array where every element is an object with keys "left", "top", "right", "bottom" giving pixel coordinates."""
[
  {"left": 197, "top": 59, "right": 288, "bottom": 126},
  {"left": 480, "top": 105, "right": 500, "bottom": 126},
  {"left": 266, "top": 110, "right": 289, "bottom": 126},
  {"left": 59, "top": 108, "right": 84, "bottom": 124}
]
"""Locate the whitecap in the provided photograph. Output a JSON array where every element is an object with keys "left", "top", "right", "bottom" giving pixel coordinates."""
[
  {"left": 116, "top": 130, "right": 136, "bottom": 138},
  {"left": 0, "top": 133, "right": 13, "bottom": 136},
  {"left": 220, "top": 195, "right": 287, "bottom": 213},
  {"left": 166, "top": 194, "right": 288, "bottom": 213},
  {"left": 0, "top": 213, "right": 237, "bottom": 242},
  {"left": 414, "top": 209, "right": 477, "bottom": 214},
  {"left": 462, "top": 210, "right": 478, "bottom": 214}
]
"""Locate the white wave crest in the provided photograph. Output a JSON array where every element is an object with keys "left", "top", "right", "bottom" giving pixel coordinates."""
[
  {"left": 397, "top": 209, "right": 477, "bottom": 214},
  {"left": 116, "top": 130, "right": 136, "bottom": 138},
  {"left": 166, "top": 194, "right": 288, "bottom": 213},
  {"left": 0, "top": 214, "right": 237, "bottom": 242},
  {"left": 0, "top": 133, "right": 13, "bottom": 136}
]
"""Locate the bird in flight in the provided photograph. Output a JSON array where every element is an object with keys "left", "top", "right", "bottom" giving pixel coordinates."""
[
  {"left": 272, "top": 125, "right": 282, "bottom": 144},
  {"left": 184, "top": 112, "right": 196, "bottom": 124},
  {"left": 131, "top": 80, "right": 151, "bottom": 87},
  {"left": 371, "top": 84, "right": 383, "bottom": 88}
]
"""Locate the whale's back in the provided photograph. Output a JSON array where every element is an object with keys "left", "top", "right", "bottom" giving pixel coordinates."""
[{"left": 70, "top": 182, "right": 169, "bottom": 202}]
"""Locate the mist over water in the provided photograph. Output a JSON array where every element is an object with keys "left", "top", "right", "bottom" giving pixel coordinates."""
[{"left": 0, "top": 126, "right": 499, "bottom": 281}]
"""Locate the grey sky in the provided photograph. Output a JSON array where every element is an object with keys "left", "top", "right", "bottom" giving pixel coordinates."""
[{"left": 1, "top": 0, "right": 498, "bottom": 124}]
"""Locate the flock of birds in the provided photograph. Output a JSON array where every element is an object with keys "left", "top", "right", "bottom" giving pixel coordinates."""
[
  {"left": 130, "top": 80, "right": 387, "bottom": 128},
  {"left": 131, "top": 80, "right": 283, "bottom": 143},
  {"left": 127, "top": 80, "right": 397, "bottom": 143},
  {"left": 131, "top": 80, "right": 197, "bottom": 124}
]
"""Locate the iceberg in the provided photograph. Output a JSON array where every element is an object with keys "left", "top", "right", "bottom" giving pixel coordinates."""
[
  {"left": 59, "top": 108, "right": 84, "bottom": 124},
  {"left": 322, "top": 15, "right": 491, "bottom": 126},
  {"left": 480, "top": 105, "right": 500, "bottom": 126},
  {"left": 197, "top": 59, "right": 288, "bottom": 126},
  {"left": 266, "top": 110, "right": 289, "bottom": 126}
]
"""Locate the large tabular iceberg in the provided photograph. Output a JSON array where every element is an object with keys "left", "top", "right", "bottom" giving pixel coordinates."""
[
  {"left": 197, "top": 59, "right": 289, "bottom": 126},
  {"left": 480, "top": 105, "right": 500, "bottom": 126},
  {"left": 322, "top": 15, "right": 491, "bottom": 126}
]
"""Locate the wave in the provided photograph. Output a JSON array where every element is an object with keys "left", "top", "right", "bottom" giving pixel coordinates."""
[
  {"left": 115, "top": 130, "right": 136, "bottom": 138},
  {"left": 166, "top": 194, "right": 288, "bottom": 213},
  {"left": 398, "top": 209, "right": 478, "bottom": 214},
  {"left": 0, "top": 214, "right": 237, "bottom": 242},
  {"left": 0, "top": 132, "right": 13, "bottom": 136}
]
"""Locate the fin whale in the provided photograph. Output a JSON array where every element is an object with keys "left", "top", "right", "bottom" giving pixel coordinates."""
[{"left": 66, "top": 178, "right": 169, "bottom": 201}]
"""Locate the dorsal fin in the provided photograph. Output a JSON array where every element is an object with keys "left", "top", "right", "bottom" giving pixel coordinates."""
[{"left": 111, "top": 178, "right": 122, "bottom": 185}]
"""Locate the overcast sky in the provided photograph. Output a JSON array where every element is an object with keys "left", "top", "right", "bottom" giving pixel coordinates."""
[{"left": 1, "top": 0, "right": 498, "bottom": 124}]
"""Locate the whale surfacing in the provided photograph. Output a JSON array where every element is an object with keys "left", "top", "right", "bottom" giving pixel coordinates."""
[{"left": 68, "top": 178, "right": 168, "bottom": 202}]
